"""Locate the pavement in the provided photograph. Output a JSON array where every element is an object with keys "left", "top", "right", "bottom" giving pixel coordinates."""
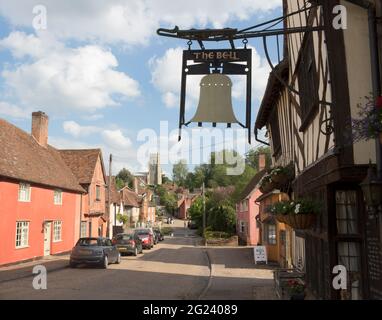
[{"left": 0, "top": 217, "right": 278, "bottom": 300}]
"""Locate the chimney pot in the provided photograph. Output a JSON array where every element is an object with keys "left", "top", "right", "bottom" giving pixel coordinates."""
[{"left": 31, "top": 111, "right": 49, "bottom": 147}]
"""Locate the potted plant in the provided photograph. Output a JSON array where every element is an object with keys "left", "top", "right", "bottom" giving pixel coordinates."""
[
  {"left": 268, "top": 200, "right": 293, "bottom": 224},
  {"left": 286, "top": 279, "right": 305, "bottom": 300},
  {"left": 270, "top": 165, "right": 293, "bottom": 186},
  {"left": 259, "top": 174, "right": 274, "bottom": 194},
  {"left": 351, "top": 95, "right": 382, "bottom": 144},
  {"left": 287, "top": 199, "right": 320, "bottom": 229}
]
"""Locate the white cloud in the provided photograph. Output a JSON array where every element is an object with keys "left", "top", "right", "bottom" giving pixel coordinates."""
[
  {"left": 0, "top": 101, "right": 30, "bottom": 119},
  {"left": 63, "top": 120, "right": 100, "bottom": 137},
  {"left": 0, "top": 0, "right": 281, "bottom": 46},
  {"left": 0, "top": 32, "right": 140, "bottom": 115},
  {"left": 102, "top": 129, "right": 132, "bottom": 149}
]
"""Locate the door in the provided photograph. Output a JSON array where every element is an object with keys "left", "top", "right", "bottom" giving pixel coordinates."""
[{"left": 44, "top": 222, "right": 52, "bottom": 256}]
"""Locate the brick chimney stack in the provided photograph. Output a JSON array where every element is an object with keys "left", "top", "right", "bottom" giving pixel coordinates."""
[
  {"left": 259, "top": 153, "right": 266, "bottom": 171},
  {"left": 31, "top": 111, "right": 49, "bottom": 147},
  {"left": 133, "top": 177, "right": 139, "bottom": 194}
]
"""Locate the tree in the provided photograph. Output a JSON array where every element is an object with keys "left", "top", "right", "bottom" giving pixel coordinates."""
[
  {"left": 246, "top": 146, "right": 272, "bottom": 170},
  {"left": 172, "top": 160, "right": 188, "bottom": 187},
  {"left": 116, "top": 168, "right": 134, "bottom": 189},
  {"left": 207, "top": 204, "right": 236, "bottom": 234},
  {"left": 188, "top": 197, "right": 204, "bottom": 227}
]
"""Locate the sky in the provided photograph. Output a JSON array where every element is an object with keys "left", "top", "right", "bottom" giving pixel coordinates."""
[{"left": 0, "top": 0, "right": 282, "bottom": 176}]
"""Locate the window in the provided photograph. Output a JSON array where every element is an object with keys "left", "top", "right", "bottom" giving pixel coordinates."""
[
  {"left": 54, "top": 189, "right": 62, "bottom": 205},
  {"left": 96, "top": 185, "right": 101, "bottom": 201},
  {"left": 240, "top": 221, "right": 246, "bottom": 233},
  {"left": 337, "top": 242, "right": 362, "bottom": 300},
  {"left": 15, "top": 221, "right": 29, "bottom": 248},
  {"left": 297, "top": 32, "right": 319, "bottom": 131},
  {"left": 336, "top": 191, "right": 358, "bottom": 235},
  {"left": 269, "top": 111, "right": 281, "bottom": 158},
  {"left": 264, "top": 224, "right": 277, "bottom": 245},
  {"left": 242, "top": 200, "right": 248, "bottom": 212},
  {"left": 18, "top": 183, "right": 31, "bottom": 202},
  {"left": 80, "top": 221, "right": 87, "bottom": 238},
  {"left": 53, "top": 221, "right": 62, "bottom": 242}
]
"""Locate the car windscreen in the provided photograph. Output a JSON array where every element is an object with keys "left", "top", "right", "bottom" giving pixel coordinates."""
[
  {"left": 135, "top": 230, "right": 149, "bottom": 235},
  {"left": 77, "top": 238, "right": 99, "bottom": 246},
  {"left": 116, "top": 234, "right": 133, "bottom": 240}
]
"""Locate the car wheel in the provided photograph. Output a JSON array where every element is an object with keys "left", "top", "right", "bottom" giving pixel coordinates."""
[
  {"left": 69, "top": 261, "right": 77, "bottom": 268},
  {"left": 134, "top": 247, "right": 138, "bottom": 256},
  {"left": 102, "top": 255, "right": 108, "bottom": 269},
  {"left": 116, "top": 253, "right": 121, "bottom": 264}
]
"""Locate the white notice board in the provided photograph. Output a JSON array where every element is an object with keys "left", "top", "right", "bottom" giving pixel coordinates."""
[{"left": 254, "top": 246, "right": 267, "bottom": 264}]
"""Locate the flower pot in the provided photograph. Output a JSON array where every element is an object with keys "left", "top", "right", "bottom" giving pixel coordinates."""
[
  {"left": 259, "top": 181, "right": 274, "bottom": 194},
  {"left": 290, "top": 293, "right": 305, "bottom": 300},
  {"left": 286, "top": 213, "right": 316, "bottom": 229},
  {"left": 271, "top": 172, "right": 289, "bottom": 186}
]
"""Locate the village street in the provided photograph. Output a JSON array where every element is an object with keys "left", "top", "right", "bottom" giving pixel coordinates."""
[{"left": 0, "top": 219, "right": 275, "bottom": 300}]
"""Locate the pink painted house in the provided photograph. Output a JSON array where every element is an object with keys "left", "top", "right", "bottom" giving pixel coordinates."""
[
  {"left": 0, "top": 112, "right": 84, "bottom": 266},
  {"left": 236, "top": 170, "right": 266, "bottom": 246}
]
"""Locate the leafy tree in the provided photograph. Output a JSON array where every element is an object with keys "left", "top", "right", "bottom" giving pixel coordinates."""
[
  {"left": 207, "top": 204, "right": 236, "bottom": 234},
  {"left": 116, "top": 168, "right": 134, "bottom": 189},
  {"left": 188, "top": 197, "right": 204, "bottom": 227},
  {"left": 245, "top": 146, "right": 272, "bottom": 170},
  {"left": 172, "top": 160, "right": 188, "bottom": 187}
]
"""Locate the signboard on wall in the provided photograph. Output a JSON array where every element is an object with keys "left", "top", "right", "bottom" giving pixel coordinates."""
[{"left": 254, "top": 246, "right": 268, "bottom": 264}]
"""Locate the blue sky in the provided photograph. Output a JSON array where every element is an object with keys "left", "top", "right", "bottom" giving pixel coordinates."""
[{"left": 0, "top": 0, "right": 282, "bottom": 176}]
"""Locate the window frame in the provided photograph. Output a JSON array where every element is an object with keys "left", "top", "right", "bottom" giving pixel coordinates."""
[
  {"left": 96, "top": 185, "right": 101, "bottom": 201},
  {"left": 265, "top": 223, "right": 277, "bottom": 245},
  {"left": 15, "top": 221, "right": 30, "bottom": 248},
  {"left": 297, "top": 32, "right": 319, "bottom": 132},
  {"left": 53, "top": 221, "right": 62, "bottom": 242},
  {"left": 18, "top": 183, "right": 31, "bottom": 202},
  {"left": 240, "top": 221, "right": 246, "bottom": 233},
  {"left": 54, "top": 189, "right": 63, "bottom": 205},
  {"left": 80, "top": 221, "right": 87, "bottom": 238}
]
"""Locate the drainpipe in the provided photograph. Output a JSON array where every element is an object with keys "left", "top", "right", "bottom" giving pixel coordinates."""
[{"left": 346, "top": 0, "right": 382, "bottom": 178}]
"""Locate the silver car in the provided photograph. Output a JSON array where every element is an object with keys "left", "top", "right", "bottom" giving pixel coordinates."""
[{"left": 69, "top": 237, "right": 121, "bottom": 269}]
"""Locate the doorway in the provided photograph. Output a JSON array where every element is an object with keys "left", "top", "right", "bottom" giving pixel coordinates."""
[{"left": 44, "top": 222, "right": 52, "bottom": 256}]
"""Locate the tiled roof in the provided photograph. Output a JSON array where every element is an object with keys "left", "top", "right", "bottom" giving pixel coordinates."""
[
  {"left": 0, "top": 119, "right": 84, "bottom": 193},
  {"left": 239, "top": 169, "right": 267, "bottom": 201},
  {"left": 59, "top": 149, "right": 103, "bottom": 184},
  {"left": 121, "top": 187, "right": 140, "bottom": 207}
]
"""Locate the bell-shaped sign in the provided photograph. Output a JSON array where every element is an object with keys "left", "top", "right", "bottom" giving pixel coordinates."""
[{"left": 190, "top": 74, "right": 239, "bottom": 125}]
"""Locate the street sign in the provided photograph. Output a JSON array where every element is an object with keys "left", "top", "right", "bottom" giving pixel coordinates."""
[{"left": 254, "top": 246, "right": 267, "bottom": 264}]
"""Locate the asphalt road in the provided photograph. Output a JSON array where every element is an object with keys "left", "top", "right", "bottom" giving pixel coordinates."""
[{"left": 0, "top": 220, "right": 275, "bottom": 300}]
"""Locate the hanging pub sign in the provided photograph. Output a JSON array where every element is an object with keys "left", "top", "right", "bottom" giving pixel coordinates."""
[{"left": 178, "top": 48, "right": 252, "bottom": 143}]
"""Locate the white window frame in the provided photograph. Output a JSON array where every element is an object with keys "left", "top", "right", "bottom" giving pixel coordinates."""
[
  {"left": 80, "top": 221, "right": 87, "bottom": 238},
  {"left": 53, "top": 221, "right": 62, "bottom": 242},
  {"left": 54, "top": 189, "right": 63, "bottom": 205},
  {"left": 18, "top": 183, "right": 31, "bottom": 202},
  {"left": 15, "top": 221, "right": 29, "bottom": 248}
]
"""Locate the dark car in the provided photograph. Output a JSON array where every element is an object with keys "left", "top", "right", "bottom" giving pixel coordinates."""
[
  {"left": 69, "top": 237, "right": 121, "bottom": 269},
  {"left": 153, "top": 229, "right": 164, "bottom": 242},
  {"left": 188, "top": 221, "right": 198, "bottom": 229},
  {"left": 135, "top": 228, "right": 154, "bottom": 249},
  {"left": 113, "top": 232, "right": 143, "bottom": 256}
]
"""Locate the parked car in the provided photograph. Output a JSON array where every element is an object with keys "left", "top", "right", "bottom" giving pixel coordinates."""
[
  {"left": 188, "top": 220, "right": 198, "bottom": 229},
  {"left": 69, "top": 237, "right": 121, "bottom": 269},
  {"left": 135, "top": 228, "right": 154, "bottom": 249},
  {"left": 153, "top": 229, "right": 164, "bottom": 242},
  {"left": 112, "top": 232, "right": 143, "bottom": 256}
]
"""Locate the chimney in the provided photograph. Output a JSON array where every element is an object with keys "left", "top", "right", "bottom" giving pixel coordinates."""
[
  {"left": 133, "top": 177, "right": 139, "bottom": 194},
  {"left": 31, "top": 111, "right": 49, "bottom": 147},
  {"left": 259, "top": 153, "right": 266, "bottom": 171}
]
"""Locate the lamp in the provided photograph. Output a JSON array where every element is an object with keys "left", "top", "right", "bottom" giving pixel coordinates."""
[{"left": 360, "top": 163, "right": 382, "bottom": 206}]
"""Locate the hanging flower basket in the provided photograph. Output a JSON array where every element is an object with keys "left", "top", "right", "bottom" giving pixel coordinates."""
[
  {"left": 286, "top": 213, "right": 316, "bottom": 229},
  {"left": 259, "top": 174, "right": 275, "bottom": 194},
  {"left": 268, "top": 199, "right": 320, "bottom": 230}
]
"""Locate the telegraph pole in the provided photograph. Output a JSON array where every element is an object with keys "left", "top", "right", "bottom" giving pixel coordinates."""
[
  {"left": 107, "top": 154, "right": 112, "bottom": 238},
  {"left": 202, "top": 182, "right": 206, "bottom": 245}
]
